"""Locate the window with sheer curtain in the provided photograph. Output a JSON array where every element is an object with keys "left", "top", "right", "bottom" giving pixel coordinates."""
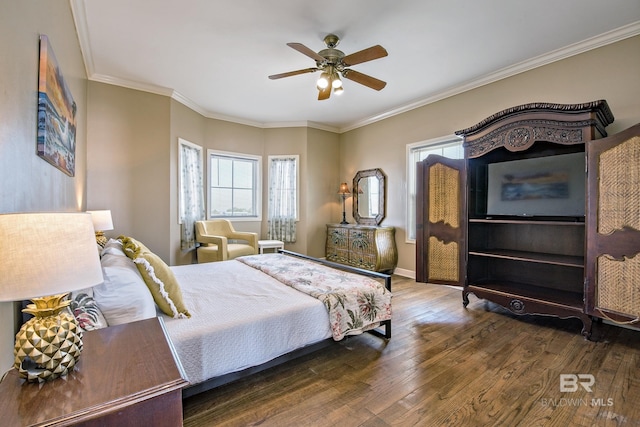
[
  {"left": 178, "top": 138, "right": 205, "bottom": 250},
  {"left": 406, "top": 135, "right": 464, "bottom": 242},
  {"left": 267, "top": 155, "right": 298, "bottom": 243}
]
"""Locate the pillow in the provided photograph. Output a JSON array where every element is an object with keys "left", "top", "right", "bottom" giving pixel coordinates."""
[
  {"left": 101, "top": 238, "right": 126, "bottom": 257},
  {"left": 120, "top": 236, "right": 191, "bottom": 319},
  {"left": 69, "top": 288, "right": 109, "bottom": 331},
  {"left": 93, "top": 252, "right": 158, "bottom": 325}
]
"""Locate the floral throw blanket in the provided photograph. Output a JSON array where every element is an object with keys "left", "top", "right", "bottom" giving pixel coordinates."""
[{"left": 237, "top": 254, "right": 392, "bottom": 340}]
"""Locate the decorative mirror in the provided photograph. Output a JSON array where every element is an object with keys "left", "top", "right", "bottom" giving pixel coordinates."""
[{"left": 353, "top": 168, "right": 386, "bottom": 225}]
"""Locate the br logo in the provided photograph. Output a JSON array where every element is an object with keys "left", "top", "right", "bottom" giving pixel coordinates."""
[{"left": 560, "top": 374, "right": 595, "bottom": 392}]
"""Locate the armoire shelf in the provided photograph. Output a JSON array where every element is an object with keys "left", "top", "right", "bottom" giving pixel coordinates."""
[
  {"left": 468, "top": 249, "right": 584, "bottom": 268},
  {"left": 468, "top": 218, "right": 585, "bottom": 225}
]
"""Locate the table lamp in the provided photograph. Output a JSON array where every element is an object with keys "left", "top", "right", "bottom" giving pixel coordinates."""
[
  {"left": 338, "top": 183, "right": 351, "bottom": 225},
  {"left": 0, "top": 213, "right": 104, "bottom": 382},
  {"left": 87, "top": 210, "right": 114, "bottom": 248}
]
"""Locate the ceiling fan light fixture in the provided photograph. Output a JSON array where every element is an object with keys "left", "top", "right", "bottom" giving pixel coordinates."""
[
  {"left": 271, "top": 35, "right": 387, "bottom": 100},
  {"left": 316, "top": 72, "right": 330, "bottom": 89}
]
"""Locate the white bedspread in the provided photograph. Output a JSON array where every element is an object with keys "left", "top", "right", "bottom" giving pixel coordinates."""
[{"left": 163, "top": 260, "right": 332, "bottom": 386}]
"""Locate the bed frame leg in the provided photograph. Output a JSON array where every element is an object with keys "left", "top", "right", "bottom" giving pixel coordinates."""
[{"left": 367, "top": 320, "right": 391, "bottom": 340}]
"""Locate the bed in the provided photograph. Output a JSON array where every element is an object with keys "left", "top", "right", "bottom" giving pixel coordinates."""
[{"left": 73, "top": 237, "right": 392, "bottom": 398}]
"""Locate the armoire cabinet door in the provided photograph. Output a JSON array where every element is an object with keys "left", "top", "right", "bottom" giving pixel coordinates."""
[
  {"left": 586, "top": 123, "right": 640, "bottom": 326},
  {"left": 416, "top": 155, "right": 466, "bottom": 286}
]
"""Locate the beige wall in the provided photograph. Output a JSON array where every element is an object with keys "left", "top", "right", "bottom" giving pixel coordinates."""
[
  {"left": 340, "top": 35, "right": 640, "bottom": 276},
  {"left": 305, "top": 128, "right": 341, "bottom": 258},
  {"left": 87, "top": 82, "right": 171, "bottom": 260},
  {"left": 0, "top": 0, "right": 88, "bottom": 370},
  {"left": 90, "top": 90, "right": 341, "bottom": 265}
]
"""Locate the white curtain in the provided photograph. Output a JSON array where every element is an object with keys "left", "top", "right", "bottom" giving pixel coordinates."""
[
  {"left": 179, "top": 141, "right": 205, "bottom": 250},
  {"left": 267, "top": 156, "right": 297, "bottom": 243}
]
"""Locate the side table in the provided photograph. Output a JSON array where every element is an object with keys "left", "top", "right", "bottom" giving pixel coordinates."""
[
  {"left": 258, "top": 239, "right": 284, "bottom": 254},
  {"left": 0, "top": 317, "right": 188, "bottom": 426}
]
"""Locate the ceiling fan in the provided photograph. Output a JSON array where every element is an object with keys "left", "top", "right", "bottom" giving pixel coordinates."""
[{"left": 268, "top": 34, "right": 388, "bottom": 100}]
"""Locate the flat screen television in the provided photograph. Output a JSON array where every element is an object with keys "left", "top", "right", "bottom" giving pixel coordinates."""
[{"left": 486, "top": 152, "right": 585, "bottom": 218}]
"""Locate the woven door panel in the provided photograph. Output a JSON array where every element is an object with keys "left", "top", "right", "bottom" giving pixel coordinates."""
[
  {"left": 428, "top": 236, "right": 459, "bottom": 282},
  {"left": 428, "top": 163, "right": 460, "bottom": 228},
  {"left": 597, "top": 254, "right": 640, "bottom": 318},
  {"left": 599, "top": 136, "right": 640, "bottom": 234}
]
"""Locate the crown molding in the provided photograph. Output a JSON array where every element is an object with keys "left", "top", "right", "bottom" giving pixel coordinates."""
[
  {"left": 339, "top": 20, "right": 640, "bottom": 133},
  {"left": 70, "top": 0, "right": 93, "bottom": 78},
  {"left": 262, "top": 121, "right": 340, "bottom": 133},
  {"left": 89, "top": 73, "right": 175, "bottom": 98}
]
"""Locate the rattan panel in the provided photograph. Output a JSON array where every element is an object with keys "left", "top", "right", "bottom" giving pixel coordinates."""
[
  {"left": 428, "top": 236, "right": 459, "bottom": 282},
  {"left": 597, "top": 254, "right": 640, "bottom": 318},
  {"left": 428, "top": 163, "right": 460, "bottom": 228},
  {"left": 598, "top": 136, "right": 640, "bottom": 234}
]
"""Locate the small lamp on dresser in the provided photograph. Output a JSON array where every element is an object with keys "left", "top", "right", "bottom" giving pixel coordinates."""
[
  {"left": 338, "top": 182, "right": 351, "bottom": 225},
  {"left": 87, "top": 209, "right": 114, "bottom": 248},
  {"left": 0, "top": 212, "right": 104, "bottom": 382}
]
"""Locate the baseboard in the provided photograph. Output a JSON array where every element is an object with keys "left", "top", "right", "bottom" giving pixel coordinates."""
[{"left": 393, "top": 267, "right": 414, "bottom": 279}]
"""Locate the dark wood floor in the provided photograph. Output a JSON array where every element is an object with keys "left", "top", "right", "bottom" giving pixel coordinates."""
[{"left": 183, "top": 276, "right": 640, "bottom": 427}]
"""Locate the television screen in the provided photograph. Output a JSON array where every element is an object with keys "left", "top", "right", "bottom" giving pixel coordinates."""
[{"left": 486, "top": 152, "right": 585, "bottom": 217}]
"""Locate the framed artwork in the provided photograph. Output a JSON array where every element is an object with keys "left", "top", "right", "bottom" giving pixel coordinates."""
[{"left": 37, "top": 35, "right": 77, "bottom": 177}]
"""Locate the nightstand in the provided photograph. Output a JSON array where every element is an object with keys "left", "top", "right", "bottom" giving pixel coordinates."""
[{"left": 0, "top": 317, "right": 188, "bottom": 426}]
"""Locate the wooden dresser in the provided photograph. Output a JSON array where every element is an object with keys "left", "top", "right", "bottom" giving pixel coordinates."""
[
  {"left": 0, "top": 317, "right": 188, "bottom": 426},
  {"left": 326, "top": 223, "right": 397, "bottom": 273}
]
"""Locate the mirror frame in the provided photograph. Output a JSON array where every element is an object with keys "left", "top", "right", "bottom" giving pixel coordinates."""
[{"left": 352, "top": 168, "right": 386, "bottom": 226}]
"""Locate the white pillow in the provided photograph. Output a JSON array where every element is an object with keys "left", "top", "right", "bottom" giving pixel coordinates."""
[
  {"left": 93, "top": 253, "right": 157, "bottom": 325},
  {"left": 101, "top": 238, "right": 126, "bottom": 257}
]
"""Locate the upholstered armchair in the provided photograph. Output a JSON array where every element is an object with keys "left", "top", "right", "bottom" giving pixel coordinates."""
[{"left": 195, "top": 220, "right": 259, "bottom": 263}]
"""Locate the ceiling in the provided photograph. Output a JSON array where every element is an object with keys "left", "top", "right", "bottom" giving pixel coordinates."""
[{"left": 71, "top": 0, "right": 640, "bottom": 133}]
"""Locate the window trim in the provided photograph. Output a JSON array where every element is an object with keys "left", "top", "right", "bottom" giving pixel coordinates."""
[
  {"left": 206, "top": 149, "right": 262, "bottom": 221},
  {"left": 267, "top": 154, "right": 300, "bottom": 222},
  {"left": 406, "top": 134, "right": 463, "bottom": 243}
]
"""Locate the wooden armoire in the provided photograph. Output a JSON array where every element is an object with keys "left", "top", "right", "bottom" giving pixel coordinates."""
[{"left": 416, "top": 100, "right": 640, "bottom": 339}]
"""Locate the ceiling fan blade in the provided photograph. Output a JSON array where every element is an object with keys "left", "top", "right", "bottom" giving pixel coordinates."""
[
  {"left": 268, "top": 68, "right": 319, "bottom": 80},
  {"left": 342, "top": 45, "right": 388, "bottom": 66},
  {"left": 287, "top": 42, "right": 326, "bottom": 63},
  {"left": 342, "top": 69, "right": 387, "bottom": 91},
  {"left": 318, "top": 85, "right": 331, "bottom": 101}
]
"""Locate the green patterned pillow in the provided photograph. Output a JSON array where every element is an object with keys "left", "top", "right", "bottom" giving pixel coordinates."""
[{"left": 119, "top": 236, "right": 191, "bottom": 319}]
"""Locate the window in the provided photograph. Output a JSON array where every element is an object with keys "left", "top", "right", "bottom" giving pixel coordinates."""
[
  {"left": 406, "top": 135, "right": 464, "bottom": 242},
  {"left": 208, "top": 150, "right": 261, "bottom": 220},
  {"left": 267, "top": 155, "right": 299, "bottom": 242},
  {"left": 178, "top": 139, "right": 204, "bottom": 250}
]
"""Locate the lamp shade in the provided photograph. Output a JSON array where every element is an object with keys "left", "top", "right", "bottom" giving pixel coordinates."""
[
  {"left": 338, "top": 183, "right": 351, "bottom": 195},
  {"left": 87, "top": 209, "right": 114, "bottom": 231},
  {"left": 0, "top": 213, "right": 104, "bottom": 301}
]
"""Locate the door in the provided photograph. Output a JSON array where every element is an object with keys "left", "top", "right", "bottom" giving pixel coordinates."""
[
  {"left": 585, "top": 123, "right": 640, "bottom": 325},
  {"left": 416, "top": 154, "right": 467, "bottom": 286}
]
